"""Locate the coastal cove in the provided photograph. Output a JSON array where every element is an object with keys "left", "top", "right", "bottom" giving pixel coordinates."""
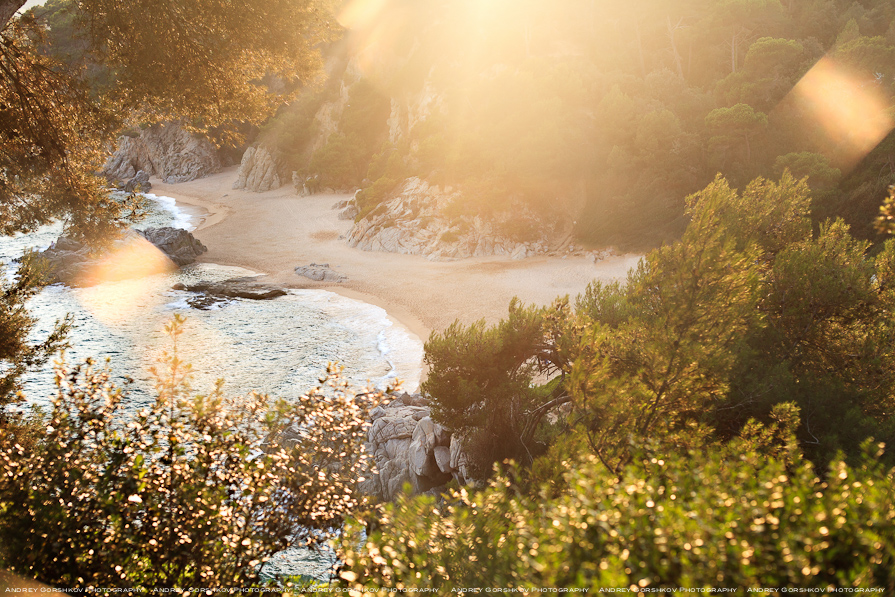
[
  {"left": 0, "top": 193, "right": 425, "bottom": 410},
  {"left": 151, "top": 166, "right": 643, "bottom": 347}
]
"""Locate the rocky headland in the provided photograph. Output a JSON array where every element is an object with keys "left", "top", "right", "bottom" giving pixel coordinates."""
[
  {"left": 103, "top": 122, "right": 222, "bottom": 185},
  {"left": 347, "top": 178, "right": 551, "bottom": 261}
]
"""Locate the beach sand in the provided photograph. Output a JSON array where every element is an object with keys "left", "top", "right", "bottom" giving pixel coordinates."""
[{"left": 151, "top": 167, "right": 642, "bottom": 345}]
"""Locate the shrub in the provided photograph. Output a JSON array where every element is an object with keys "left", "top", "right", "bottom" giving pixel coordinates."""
[
  {"left": 337, "top": 436, "right": 895, "bottom": 590},
  {"left": 0, "top": 315, "right": 381, "bottom": 588}
]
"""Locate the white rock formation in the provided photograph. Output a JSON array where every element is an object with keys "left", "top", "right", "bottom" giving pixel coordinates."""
[
  {"left": 232, "top": 146, "right": 283, "bottom": 192},
  {"left": 360, "top": 393, "right": 470, "bottom": 501},
  {"left": 347, "top": 177, "right": 549, "bottom": 261}
]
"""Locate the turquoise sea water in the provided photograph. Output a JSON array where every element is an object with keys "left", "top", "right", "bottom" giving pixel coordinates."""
[{"left": 0, "top": 193, "right": 423, "bottom": 411}]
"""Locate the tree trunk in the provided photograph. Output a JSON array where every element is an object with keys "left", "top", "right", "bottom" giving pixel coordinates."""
[
  {"left": 667, "top": 16, "right": 685, "bottom": 80},
  {"left": 634, "top": 20, "right": 646, "bottom": 77},
  {"left": 730, "top": 31, "right": 739, "bottom": 74},
  {"left": 0, "top": 0, "right": 26, "bottom": 32}
]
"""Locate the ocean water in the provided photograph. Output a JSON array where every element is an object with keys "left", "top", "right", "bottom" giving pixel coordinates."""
[
  {"left": 1, "top": 193, "right": 424, "bottom": 580},
  {"left": 0, "top": 193, "right": 424, "bottom": 412}
]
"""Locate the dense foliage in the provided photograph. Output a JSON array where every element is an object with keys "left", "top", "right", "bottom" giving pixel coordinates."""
[
  {"left": 338, "top": 431, "right": 895, "bottom": 592},
  {"left": 425, "top": 173, "right": 895, "bottom": 476},
  {"left": 0, "top": 316, "right": 380, "bottom": 588},
  {"left": 260, "top": 0, "right": 895, "bottom": 248}
]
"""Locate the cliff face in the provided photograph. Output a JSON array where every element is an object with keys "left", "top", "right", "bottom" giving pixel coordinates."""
[
  {"left": 103, "top": 122, "right": 222, "bottom": 184},
  {"left": 347, "top": 178, "right": 547, "bottom": 260},
  {"left": 232, "top": 146, "right": 283, "bottom": 192},
  {"left": 233, "top": 56, "right": 361, "bottom": 193}
]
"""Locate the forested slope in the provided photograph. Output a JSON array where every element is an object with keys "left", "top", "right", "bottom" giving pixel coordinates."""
[{"left": 253, "top": 0, "right": 895, "bottom": 249}]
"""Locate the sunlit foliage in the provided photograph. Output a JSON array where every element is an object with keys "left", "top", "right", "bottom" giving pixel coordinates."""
[
  {"left": 0, "top": 315, "right": 381, "bottom": 588},
  {"left": 426, "top": 173, "right": 895, "bottom": 477},
  {"left": 337, "top": 432, "right": 895, "bottom": 591},
  {"left": 423, "top": 298, "right": 571, "bottom": 476}
]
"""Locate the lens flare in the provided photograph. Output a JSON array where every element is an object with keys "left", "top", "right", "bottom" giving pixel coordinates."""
[
  {"left": 74, "top": 236, "right": 177, "bottom": 325},
  {"left": 337, "top": 0, "right": 389, "bottom": 30},
  {"left": 787, "top": 56, "right": 895, "bottom": 169}
]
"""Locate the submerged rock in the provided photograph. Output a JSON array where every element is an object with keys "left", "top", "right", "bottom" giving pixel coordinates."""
[{"left": 174, "top": 277, "right": 288, "bottom": 310}]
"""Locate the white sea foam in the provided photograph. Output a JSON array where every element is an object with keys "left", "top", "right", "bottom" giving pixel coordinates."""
[{"left": 141, "top": 193, "right": 198, "bottom": 230}]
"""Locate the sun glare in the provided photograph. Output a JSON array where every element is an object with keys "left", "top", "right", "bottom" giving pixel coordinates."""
[
  {"left": 75, "top": 237, "right": 177, "bottom": 325},
  {"left": 787, "top": 56, "right": 895, "bottom": 169}
]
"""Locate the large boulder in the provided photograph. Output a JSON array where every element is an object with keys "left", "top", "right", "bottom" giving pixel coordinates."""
[
  {"left": 361, "top": 394, "right": 469, "bottom": 502},
  {"left": 233, "top": 145, "right": 285, "bottom": 192},
  {"left": 103, "top": 123, "right": 221, "bottom": 184},
  {"left": 38, "top": 227, "right": 207, "bottom": 286},
  {"left": 123, "top": 170, "right": 152, "bottom": 193},
  {"left": 136, "top": 227, "right": 208, "bottom": 266}
]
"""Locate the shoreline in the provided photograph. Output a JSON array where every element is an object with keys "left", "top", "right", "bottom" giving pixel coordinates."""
[{"left": 151, "top": 168, "right": 642, "bottom": 379}]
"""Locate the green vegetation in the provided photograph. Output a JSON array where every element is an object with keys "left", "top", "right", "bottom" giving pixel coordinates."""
[
  {"left": 330, "top": 172, "right": 894, "bottom": 588},
  {"left": 338, "top": 434, "right": 895, "bottom": 591},
  {"left": 0, "top": 317, "right": 380, "bottom": 588},
  {"left": 424, "top": 174, "right": 895, "bottom": 478},
  {"left": 255, "top": 0, "right": 895, "bottom": 249},
  {"left": 3, "top": 0, "right": 895, "bottom": 589}
]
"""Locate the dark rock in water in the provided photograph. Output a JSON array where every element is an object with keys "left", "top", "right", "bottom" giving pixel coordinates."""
[
  {"left": 185, "top": 294, "right": 231, "bottom": 310},
  {"left": 37, "top": 228, "right": 207, "bottom": 286},
  {"left": 174, "top": 277, "right": 287, "bottom": 309},
  {"left": 295, "top": 263, "right": 347, "bottom": 283},
  {"left": 136, "top": 227, "right": 207, "bottom": 266},
  {"left": 53, "top": 237, "right": 86, "bottom": 252},
  {"left": 123, "top": 170, "right": 152, "bottom": 193}
]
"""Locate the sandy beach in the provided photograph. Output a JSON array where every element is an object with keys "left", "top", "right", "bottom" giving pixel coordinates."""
[{"left": 151, "top": 167, "right": 642, "bottom": 344}]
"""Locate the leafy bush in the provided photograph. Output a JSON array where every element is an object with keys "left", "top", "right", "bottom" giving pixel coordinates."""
[
  {"left": 0, "top": 315, "right": 381, "bottom": 588},
  {"left": 337, "top": 434, "right": 895, "bottom": 591},
  {"left": 423, "top": 299, "right": 571, "bottom": 476}
]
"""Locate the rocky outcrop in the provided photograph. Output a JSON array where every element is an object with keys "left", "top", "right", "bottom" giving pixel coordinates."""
[
  {"left": 123, "top": 170, "right": 152, "bottom": 193},
  {"left": 171, "top": 278, "right": 287, "bottom": 310},
  {"left": 360, "top": 393, "right": 472, "bottom": 501},
  {"left": 232, "top": 145, "right": 286, "bottom": 192},
  {"left": 334, "top": 197, "right": 359, "bottom": 220},
  {"left": 294, "top": 263, "right": 346, "bottom": 283},
  {"left": 387, "top": 80, "right": 443, "bottom": 144},
  {"left": 103, "top": 123, "right": 222, "bottom": 184},
  {"left": 347, "top": 177, "right": 549, "bottom": 261},
  {"left": 38, "top": 228, "right": 207, "bottom": 286},
  {"left": 135, "top": 227, "right": 207, "bottom": 266}
]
